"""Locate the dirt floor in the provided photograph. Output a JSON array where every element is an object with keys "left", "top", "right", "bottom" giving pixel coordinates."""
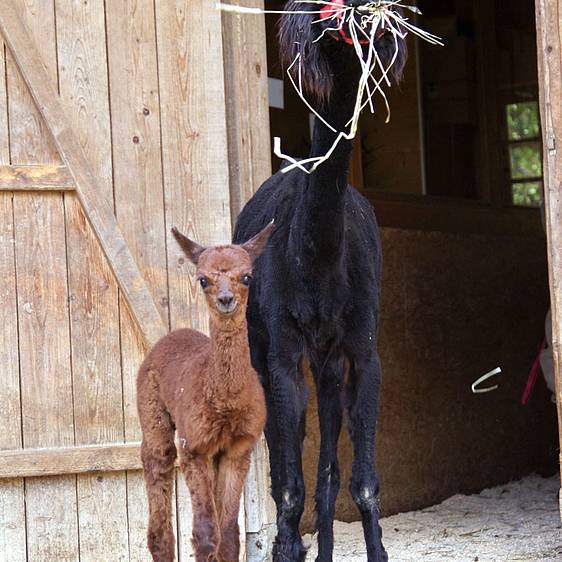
[{"left": 305, "top": 475, "right": 562, "bottom": 561}]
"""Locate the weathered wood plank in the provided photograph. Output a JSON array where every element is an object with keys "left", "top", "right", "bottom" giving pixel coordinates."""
[
  {"left": 0, "top": 43, "right": 9, "bottom": 160},
  {"left": 104, "top": 2, "right": 170, "bottom": 558},
  {"left": 0, "top": 164, "right": 74, "bottom": 189},
  {"left": 4, "top": 4, "right": 60, "bottom": 165},
  {"left": 156, "top": 0, "right": 232, "bottom": 334},
  {"left": 0, "top": 41, "right": 26, "bottom": 556},
  {"left": 535, "top": 0, "right": 562, "bottom": 516},
  {"left": 0, "top": 443, "right": 144, "bottom": 478},
  {"left": 104, "top": 0, "right": 169, "bottom": 436},
  {"left": 0, "top": 0, "right": 167, "bottom": 348},
  {"left": 55, "top": 1, "right": 129, "bottom": 559},
  {"left": 14, "top": 192, "right": 80, "bottom": 562},
  {"left": 155, "top": 3, "right": 232, "bottom": 558},
  {"left": 6, "top": 2, "right": 79, "bottom": 560},
  {"left": 221, "top": 0, "right": 271, "bottom": 222},
  {"left": 221, "top": 3, "right": 276, "bottom": 555}
]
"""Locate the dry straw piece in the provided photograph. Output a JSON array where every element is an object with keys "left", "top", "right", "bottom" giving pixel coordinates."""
[{"left": 217, "top": 1, "right": 443, "bottom": 173}]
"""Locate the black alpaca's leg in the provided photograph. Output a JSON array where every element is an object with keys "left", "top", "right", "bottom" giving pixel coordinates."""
[
  {"left": 309, "top": 352, "right": 344, "bottom": 562},
  {"left": 266, "top": 339, "right": 308, "bottom": 562},
  {"left": 345, "top": 349, "right": 387, "bottom": 562},
  {"left": 248, "top": 333, "right": 283, "bottom": 509}
]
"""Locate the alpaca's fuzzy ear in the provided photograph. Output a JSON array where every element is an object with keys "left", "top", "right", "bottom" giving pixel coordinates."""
[
  {"left": 171, "top": 227, "right": 206, "bottom": 265},
  {"left": 242, "top": 221, "right": 275, "bottom": 263}
]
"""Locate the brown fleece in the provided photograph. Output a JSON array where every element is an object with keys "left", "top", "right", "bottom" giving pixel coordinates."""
[{"left": 137, "top": 225, "right": 273, "bottom": 562}]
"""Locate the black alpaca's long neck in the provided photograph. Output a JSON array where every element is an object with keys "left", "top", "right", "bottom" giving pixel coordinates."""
[{"left": 297, "top": 52, "right": 360, "bottom": 262}]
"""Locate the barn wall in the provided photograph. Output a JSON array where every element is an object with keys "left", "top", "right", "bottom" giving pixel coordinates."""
[{"left": 301, "top": 227, "right": 558, "bottom": 529}]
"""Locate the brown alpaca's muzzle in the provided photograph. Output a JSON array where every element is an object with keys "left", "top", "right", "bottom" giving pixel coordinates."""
[{"left": 216, "top": 290, "right": 238, "bottom": 315}]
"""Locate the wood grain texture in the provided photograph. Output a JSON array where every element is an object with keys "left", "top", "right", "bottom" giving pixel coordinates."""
[
  {"left": 156, "top": 0, "right": 231, "bottom": 334},
  {"left": 0, "top": 43, "right": 9, "bottom": 161},
  {"left": 0, "top": 443, "right": 143, "bottom": 478},
  {"left": 221, "top": 0, "right": 271, "bottom": 222},
  {"left": 0, "top": 164, "right": 74, "bottom": 189},
  {"left": 221, "top": 3, "right": 276, "bottom": 553},
  {"left": 535, "top": 0, "right": 562, "bottom": 512},
  {"left": 4, "top": 2, "right": 60, "bottom": 166},
  {"left": 14, "top": 192, "right": 79, "bottom": 562},
  {"left": 0, "top": 0, "right": 168, "bottom": 347},
  {"left": 155, "top": 3, "right": 233, "bottom": 557},
  {"left": 0, "top": 41, "right": 26, "bottom": 558},
  {"left": 55, "top": 1, "right": 129, "bottom": 559},
  {"left": 104, "top": 2, "right": 171, "bottom": 558},
  {"left": 6, "top": 2, "right": 79, "bottom": 560},
  {"left": 104, "top": 0, "right": 169, "bottom": 439}
]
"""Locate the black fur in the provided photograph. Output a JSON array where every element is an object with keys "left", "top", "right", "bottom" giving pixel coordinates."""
[
  {"left": 278, "top": 0, "right": 408, "bottom": 104},
  {"left": 234, "top": 3, "right": 408, "bottom": 561}
]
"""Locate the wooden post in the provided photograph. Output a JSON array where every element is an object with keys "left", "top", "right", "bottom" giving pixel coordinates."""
[
  {"left": 221, "top": 2, "right": 277, "bottom": 560},
  {"left": 535, "top": 0, "right": 562, "bottom": 518}
]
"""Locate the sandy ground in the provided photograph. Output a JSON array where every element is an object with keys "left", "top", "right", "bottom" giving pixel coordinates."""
[{"left": 305, "top": 475, "right": 562, "bottom": 561}]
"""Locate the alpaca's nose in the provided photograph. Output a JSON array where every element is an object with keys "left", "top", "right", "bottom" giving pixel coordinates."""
[{"left": 217, "top": 292, "right": 234, "bottom": 307}]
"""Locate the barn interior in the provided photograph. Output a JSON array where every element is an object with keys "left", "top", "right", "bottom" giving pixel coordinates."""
[{"left": 264, "top": 0, "right": 559, "bottom": 528}]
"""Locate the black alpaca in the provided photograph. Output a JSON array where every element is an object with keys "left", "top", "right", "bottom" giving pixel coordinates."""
[{"left": 233, "top": 3, "right": 407, "bottom": 561}]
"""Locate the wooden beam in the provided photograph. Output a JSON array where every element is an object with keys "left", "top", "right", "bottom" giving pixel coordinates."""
[
  {"left": 367, "top": 194, "right": 545, "bottom": 238},
  {"left": 474, "top": 0, "right": 503, "bottom": 204},
  {"left": 0, "top": 443, "right": 144, "bottom": 478},
  {"left": 0, "top": 165, "right": 74, "bottom": 190},
  {"left": 535, "top": 0, "right": 562, "bottom": 518},
  {"left": 0, "top": 1, "right": 167, "bottom": 347}
]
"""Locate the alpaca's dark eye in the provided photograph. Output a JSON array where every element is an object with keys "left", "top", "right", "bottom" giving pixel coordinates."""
[
  {"left": 199, "top": 277, "right": 209, "bottom": 289},
  {"left": 241, "top": 274, "right": 252, "bottom": 286}
]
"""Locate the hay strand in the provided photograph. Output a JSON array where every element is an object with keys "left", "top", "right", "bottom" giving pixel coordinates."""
[{"left": 217, "top": 1, "right": 443, "bottom": 173}]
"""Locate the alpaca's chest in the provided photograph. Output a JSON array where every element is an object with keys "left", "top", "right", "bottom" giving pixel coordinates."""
[
  {"left": 199, "top": 403, "right": 256, "bottom": 450},
  {"left": 180, "top": 386, "right": 264, "bottom": 455},
  {"left": 288, "top": 276, "right": 348, "bottom": 349}
]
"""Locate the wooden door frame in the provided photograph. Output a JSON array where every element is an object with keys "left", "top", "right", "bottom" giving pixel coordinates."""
[{"left": 535, "top": 0, "right": 562, "bottom": 516}]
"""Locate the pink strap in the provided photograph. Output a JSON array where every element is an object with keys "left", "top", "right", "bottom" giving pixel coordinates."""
[{"left": 521, "top": 337, "right": 547, "bottom": 405}]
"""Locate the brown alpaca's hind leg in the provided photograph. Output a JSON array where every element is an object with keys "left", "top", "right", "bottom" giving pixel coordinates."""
[
  {"left": 138, "top": 372, "right": 178, "bottom": 562},
  {"left": 215, "top": 446, "right": 252, "bottom": 562},
  {"left": 141, "top": 435, "right": 177, "bottom": 562},
  {"left": 180, "top": 451, "right": 220, "bottom": 562}
]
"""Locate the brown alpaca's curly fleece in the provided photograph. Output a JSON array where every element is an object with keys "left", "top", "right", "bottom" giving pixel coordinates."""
[{"left": 137, "top": 223, "right": 273, "bottom": 562}]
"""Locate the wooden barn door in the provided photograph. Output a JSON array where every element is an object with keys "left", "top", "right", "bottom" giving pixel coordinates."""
[{"left": 0, "top": 1, "right": 272, "bottom": 560}]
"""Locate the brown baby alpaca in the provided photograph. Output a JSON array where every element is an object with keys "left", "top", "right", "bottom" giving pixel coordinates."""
[{"left": 137, "top": 223, "right": 273, "bottom": 562}]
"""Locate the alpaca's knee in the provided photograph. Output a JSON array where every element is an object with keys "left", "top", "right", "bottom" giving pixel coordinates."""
[
  {"left": 278, "top": 480, "right": 305, "bottom": 524},
  {"left": 350, "top": 477, "right": 380, "bottom": 515},
  {"left": 142, "top": 441, "right": 177, "bottom": 479}
]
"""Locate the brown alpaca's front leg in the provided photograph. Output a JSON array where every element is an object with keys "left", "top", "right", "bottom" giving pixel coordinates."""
[
  {"left": 215, "top": 448, "right": 252, "bottom": 562},
  {"left": 181, "top": 452, "right": 221, "bottom": 562}
]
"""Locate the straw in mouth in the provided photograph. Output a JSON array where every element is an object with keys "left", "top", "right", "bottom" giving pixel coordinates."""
[{"left": 217, "top": 1, "right": 443, "bottom": 174}]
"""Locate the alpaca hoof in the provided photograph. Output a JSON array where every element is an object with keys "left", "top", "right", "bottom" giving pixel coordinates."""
[{"left": 272, "top": 538, "right": 308, "bottom": 562}]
